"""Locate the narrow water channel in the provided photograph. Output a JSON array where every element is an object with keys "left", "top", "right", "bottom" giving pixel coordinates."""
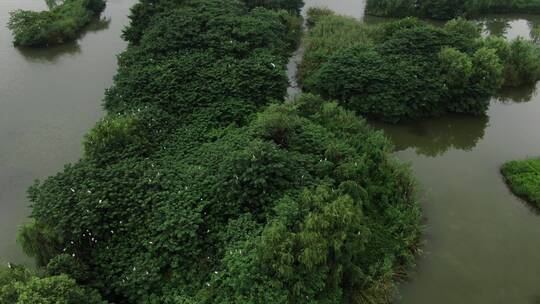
[
  {"left": 0, "top": 0, "right": 135, "bottom": 264},
  {"left": 298, "top": 1, "right": 540, "bottom": 303}
]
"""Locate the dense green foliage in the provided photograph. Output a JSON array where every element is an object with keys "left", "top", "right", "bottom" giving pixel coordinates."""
[
  {"left": 298, "top": 8, "right": 374, "bottom": 84},
  {"left": 482, "top": 36, "right": 540, "bottom": 87},
  {"left": 366, "top": 0, "right": 540, "bottom": 19},
  {"left": 27, "top": 95, "right": 421, "bottom": 303},
  {"left": 301, "top": 13, "right": 540, "bottom": 122},
  {"left": 9, "top": 0, "right": 422, "bottom": 302},
  {"left": 121, "top": 0, "right": 303, "bottom": 46},
  {"left": 8, "top": 0, "right": 106, "bottom": 47},
  {"left": 243, "top": 0, "right": 304, "bottom": 14},
  {"left": 0, "top": 265, "right": 105, "bottom": 304},
  {"left": 17, "top": 221, "right": 63, "bottom": 267},
  {"left": 501, "top": 158, "right": 540, "bottom": 208}
]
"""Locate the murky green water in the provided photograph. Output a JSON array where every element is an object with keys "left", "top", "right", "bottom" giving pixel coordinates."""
[
  {"left": 0, "top": 0, "right": 134, "bottom": 265},
  {"left": 301, "top": 1, "right": 540, "bottom": 303},
  {"left": 374, "top": 96, "right": 540, "bottom": 303}
]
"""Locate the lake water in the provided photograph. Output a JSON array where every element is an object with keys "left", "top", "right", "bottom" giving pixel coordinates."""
[
  {"left": 1, "top": 0, "right": 540, "bottom": 303},
  {"left": 0, "top": 0, "right": 134, "bottom": 265}
]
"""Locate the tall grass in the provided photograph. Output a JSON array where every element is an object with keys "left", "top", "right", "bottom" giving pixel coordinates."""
[{"left": 298, "top": 8, "right": 375, "bottom": 84}]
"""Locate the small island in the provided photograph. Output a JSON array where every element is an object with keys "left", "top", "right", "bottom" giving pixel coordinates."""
[
  {"left": 8, "top": 0, "right": 106, "bottom": 47},
  {"left": 300, "top": 9, "right": 540, "bottom": 122},
  {"left": 502, "top": 158, "right": 540, "bottom": 207}
]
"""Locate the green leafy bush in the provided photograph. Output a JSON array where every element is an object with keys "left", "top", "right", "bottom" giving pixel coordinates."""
[
  {"left": 107, "top": 0, "right": 298, "bottom": 117},
  {"left": 500, "top": 38, "right": 540, "bottom": 87},
  {"left": 121, "top": 0, "right": 214, "bottom": 45},
  {"left": 438, "top": 47, "right": 474, "bottom": 97},
  {"left": 304, "top": 43, "right": 447, "bottom": 121},
  {"left": 136, "top": 7, "right": 300, "bottom": 59},
  {"left": 501, "top": 158, "right": 540, "bottom": 207},
  {"left": 17, "top": 221, "right": 63, "bottom": 267},
  {"left": 302, "top": 12, "right": 540, "bottom": 122},
  {"left": 104, "top": 50, "right": 288, "bottom": 115},
  {"left": 82, "top": 106, "right": 174, "bottom": 165},
  {"left": 480, "top": 36, "right": 540, "bottom": 86},
  {"left": 8, "top": 0, "right": 106, "bottom": 47},
  {"left": 46, "top": 254, "right": 91, "bottom": 283},
  {"left": 0, "top": 265, "right": 33, "bottom": 303},
  {"left": 122, "top": 0, "right": 303, "bottom": 46},
  {"left": 0, "top": 266, "right": 105, "bottom": 304}
]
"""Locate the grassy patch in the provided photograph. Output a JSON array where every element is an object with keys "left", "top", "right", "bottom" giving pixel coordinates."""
[
  {"left": 298, "top": 8, "right": 375, "bottom": 84},
  {"left": 501, "top": 158, "right": 540, "bottom": 207}
]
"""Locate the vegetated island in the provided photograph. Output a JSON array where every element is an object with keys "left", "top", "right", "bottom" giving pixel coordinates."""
[
  {"left": 366, "top": 0, "right": 540, "bottom": 20},
  {"left": 501, "top": 158, "right": 540, "bottom": 208},
  {"left": 7, "top": 0, "right": 106, "bottom": 47},
  {"left": 299, "top": 9, "right": 540, "bottom": 122},
  {"left": 0, "top": 0, "right": 422, "bottom": 303}
]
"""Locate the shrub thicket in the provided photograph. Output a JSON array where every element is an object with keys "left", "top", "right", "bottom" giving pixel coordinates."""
[
  {"left": 104, "top": 50, "right": 288, "bottom": 115},
  {"left": 4, "top": 0, "right": 422, "bottom": 303},
  {"left": 0, "top": 265, "right": 105, "bottom": 304},
  {"left": 8, "top": 0, "right": 106, "bottom": 47},
  {"left": 24, "top": 95, "right": 421, "bottom": 303},
  {"left": 135, "top": 7, "right": 301, "bottom": 59},
  {"left": 366, "top": 0, "right": 540, "bottom": 20},
  {"left": 121, "top": 0, "right": 304, "bottom": 46},
  {"left": 482, "top": 36, "right": 540, "bottom": 87},
  {"left": 301, "top": 13, "right": 540, "bottom": 122},
  {"left": 501, "top": 158, "right": 540, "bottom": 208}
]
